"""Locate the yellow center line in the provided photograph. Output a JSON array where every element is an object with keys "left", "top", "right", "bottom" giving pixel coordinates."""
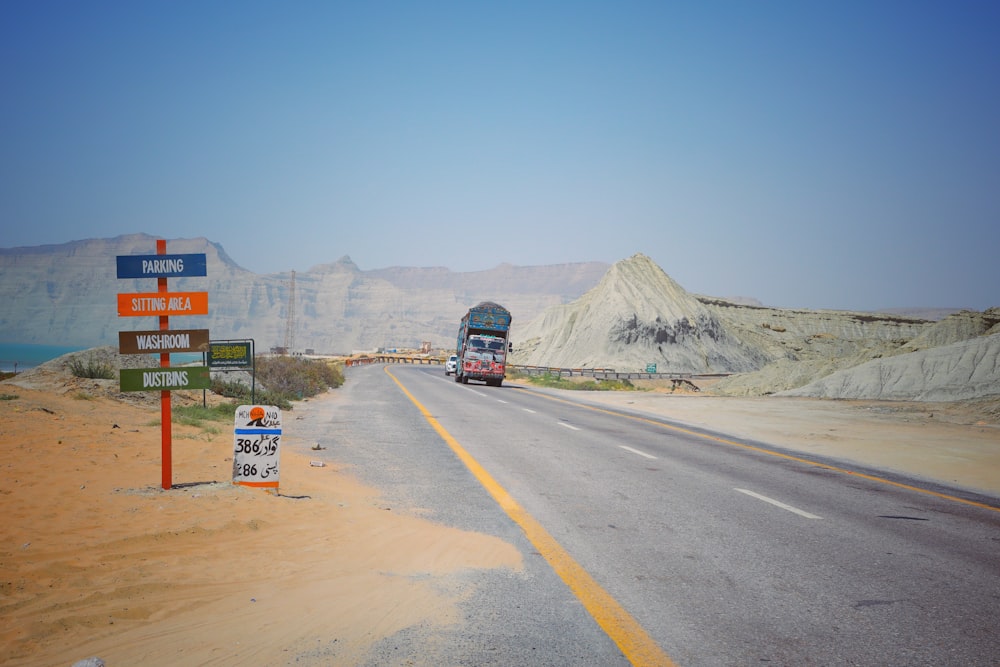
[
  {"left": 514, "top": 386, "right": 1000, "bottom": 515},
  {"left": 385, "top": 366, "right": 677, "bottom": 667}
]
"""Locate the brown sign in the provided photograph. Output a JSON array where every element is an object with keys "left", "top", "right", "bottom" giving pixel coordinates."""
[{"left": 119, "top": 329, "right": 210, "bottom": 355}]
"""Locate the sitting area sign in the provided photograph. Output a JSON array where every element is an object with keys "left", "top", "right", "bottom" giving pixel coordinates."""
[{"left": 233, "top": 405, "right": 282, "bottom": 492}]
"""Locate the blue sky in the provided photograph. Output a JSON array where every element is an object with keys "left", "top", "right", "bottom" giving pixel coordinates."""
[{"left": 2, "top": 1, "right": 998, "bottom": 311}]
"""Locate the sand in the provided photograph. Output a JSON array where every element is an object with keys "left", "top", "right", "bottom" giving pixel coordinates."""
[
  {"left": 0, "top": 384, "right": 521, "bottom": 666},
  {"left": 2, "top": 377, "right": 998, "bottom": 666}
]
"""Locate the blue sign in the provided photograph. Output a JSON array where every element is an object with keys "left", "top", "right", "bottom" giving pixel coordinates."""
[{"left": 116, "top": 253, "right": 208, "bottom": 279}]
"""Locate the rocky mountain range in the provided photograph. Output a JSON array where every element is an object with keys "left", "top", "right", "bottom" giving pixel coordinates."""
[
  {"left": 3, "top": 236, "right": 997, "bottom": 401},
  {"left": 0, "top": 234, "right": 608, "bottom": 353}
]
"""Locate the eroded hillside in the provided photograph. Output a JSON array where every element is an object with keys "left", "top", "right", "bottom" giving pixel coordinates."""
[{"left": 510, "top": 254, "right": 999, "bottom": 401}]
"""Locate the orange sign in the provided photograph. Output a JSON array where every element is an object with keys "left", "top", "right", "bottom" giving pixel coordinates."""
[{"left": 117, "top": 291, "right": 209, "bottom": 317}]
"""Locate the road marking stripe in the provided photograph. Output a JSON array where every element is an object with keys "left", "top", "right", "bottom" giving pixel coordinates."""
[
  {"left": 558, "top": 422, "right": 580, "bottom": 431},
  {"left": 516, "top": 388, "right": 1000, "bottom": 515},
  {"left": 523, "top": 408, "right": 537, "bottom": 414},
  {"left": 386, "top": 367, "right": 676, "bottom": 667},
  {"left": 620, "top": 445, "right": 657, "bottom": 460},
  {"left": 734, "top": 488, "right": 821, "bottom": 519}
]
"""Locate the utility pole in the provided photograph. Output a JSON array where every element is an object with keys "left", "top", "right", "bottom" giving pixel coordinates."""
[{"left": 283, "top": 270, "right": 296, "bottom": 355}]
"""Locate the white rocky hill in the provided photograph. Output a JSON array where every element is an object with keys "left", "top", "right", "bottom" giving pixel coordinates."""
[
  {"left": 510, "top": 254, "right": 998, "bottom": 401},
  {"left": 896, "top": 309, "right": 1000, "bottom": 352},
  {"left": 777, "top": 332, "right": 1000, "bottom": 402},
  {"left": 704, "top": 307, "right": 1000, "bottom": 398},
  {"left": 512, "top": 254, "right": 773, "bottom": 372}
]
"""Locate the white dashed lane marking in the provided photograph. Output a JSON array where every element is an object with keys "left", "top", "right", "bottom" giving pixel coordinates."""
[
  {"left": 619, "top": 445, "right": 657, "bottom": 460},
  {"left": 735, "top": 488, "right": 821, "bottom": 519}
]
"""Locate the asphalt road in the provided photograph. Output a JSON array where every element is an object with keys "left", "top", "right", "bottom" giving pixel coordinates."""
[{"left": 296, "top": 364, "right": 1000, "bottom": 666}]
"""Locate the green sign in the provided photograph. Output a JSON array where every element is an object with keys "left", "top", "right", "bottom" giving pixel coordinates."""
[
  {"left": 208, "top": 341, "right": 253, "bottom": 368},
  {"left": 646, "top": 363, "right": 657, "bottom": 373},
  {"left": 120, "top": 367, "right": 211, "bottom": 392}
]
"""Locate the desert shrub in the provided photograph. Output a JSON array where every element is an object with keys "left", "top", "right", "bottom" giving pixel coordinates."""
[
  {"left": 255, "top": 356, "right": 344, "bottom": 399},
  {"left": 145, "top": 403, "right": 233, "bottom": 432},
  {"left": 209, "top": 357, "right": 343, "bottom": 409},
  {"left": 523, "top": 372, "right": 637, "bottom": 392},
  {"left": 0, "top": 392, "right": 18, "bottom": 401},
  {"left": 172, "top": 403, "right": 236, "bottom": 431},
  {"left": 174, "top": 402, "right": 236, "bottom": 424},
  {"left": 210, "top": 379, "right": 293, "bottom": 411},
  {"left": 573, "top": 378, "right": 636, "bottom": 391},
  {"left": 68, "top": 356, "right": 115, "bottom": 379}
]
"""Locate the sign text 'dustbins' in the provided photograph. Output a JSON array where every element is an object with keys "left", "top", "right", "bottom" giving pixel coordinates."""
[{"left": 119, "top": 367, "right": 211, "bottom": 392}]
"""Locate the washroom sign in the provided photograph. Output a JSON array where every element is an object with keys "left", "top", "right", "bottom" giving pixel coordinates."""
[{"left": 116, "top": 241, "right": 210, "bottom": 489}]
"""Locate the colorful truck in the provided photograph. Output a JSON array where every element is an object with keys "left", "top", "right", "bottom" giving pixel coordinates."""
[{"left": 455, "top": 301, "right": 512, "bottom": 387}]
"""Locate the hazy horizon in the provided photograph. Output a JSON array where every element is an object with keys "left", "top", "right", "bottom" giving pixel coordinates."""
[{"left": 2, "top": 233, "right": 984, "bottom": 315}]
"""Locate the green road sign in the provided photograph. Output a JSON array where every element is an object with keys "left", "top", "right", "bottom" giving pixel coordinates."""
[
  {"left": 120, "top": 366, "right": 211, "bottom": 392},
  {"left": 646, "top": 363, "right": 657, "bottom": 373},
  {"left": 208, "top": 341, "right": 253, "bottom": 368}
]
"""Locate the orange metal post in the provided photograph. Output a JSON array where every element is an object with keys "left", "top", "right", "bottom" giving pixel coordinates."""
[{"left": 157, "top": 239, "right": 172, "bottom": 490}]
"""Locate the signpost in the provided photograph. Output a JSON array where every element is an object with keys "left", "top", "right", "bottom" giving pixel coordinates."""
[
  {"left": 116, "top": 240, "right": 209, "bottom": 489},
  {"left": 233, "top": 405, "right": 282, "bottom": 492}
]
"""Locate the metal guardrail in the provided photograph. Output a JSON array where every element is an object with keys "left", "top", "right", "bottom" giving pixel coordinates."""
[
  {"left": 344, "top": 354, "right": 444, "bottom": 367},
  {"left": 341, "top": 358, "right": 730, "bottom": 386},
  {"left": 508, "top": 365, "right": 730, "bottom": 382}
]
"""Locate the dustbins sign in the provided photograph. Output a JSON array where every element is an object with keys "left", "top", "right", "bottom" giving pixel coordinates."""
[{"left": 233, "top": 405, "right": 281, "bottom": 490}]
